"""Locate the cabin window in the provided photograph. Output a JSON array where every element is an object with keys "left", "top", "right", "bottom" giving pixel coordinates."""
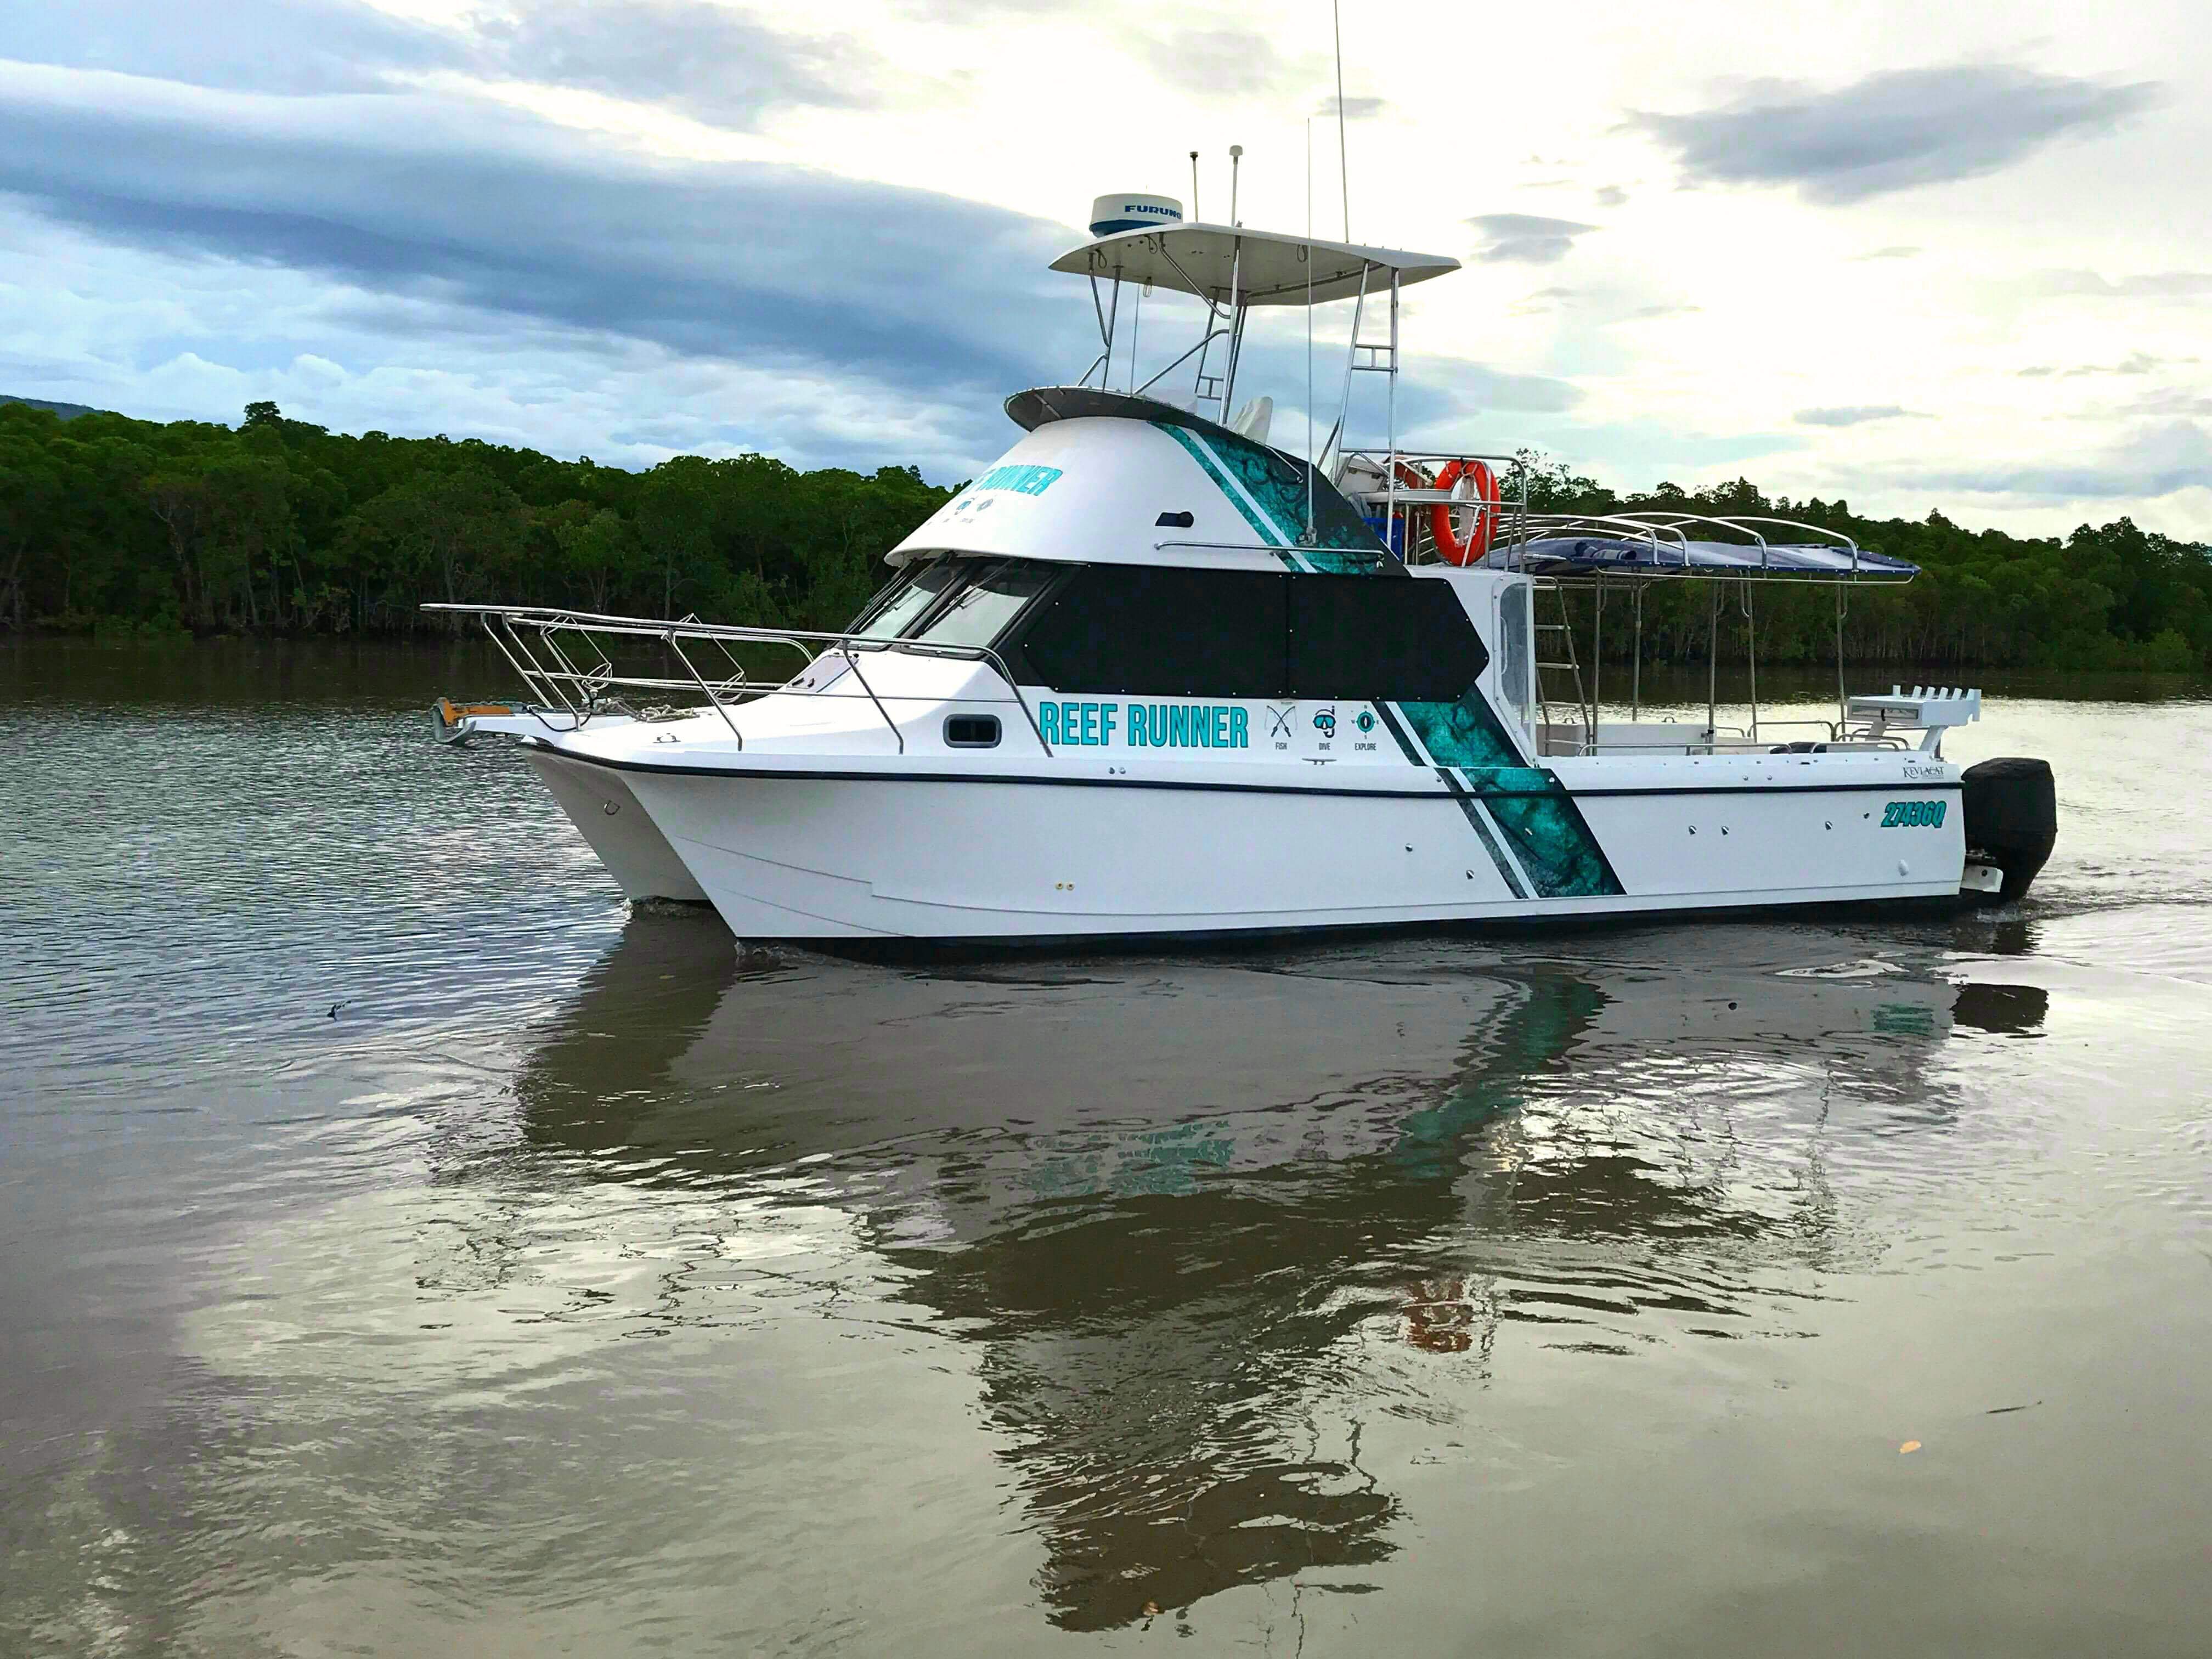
[
  {"left": 1285, "top": 575, "right": 1489, "bottom": 701},
  {"left": 1009, "top": 565, "right": 1492, "bottom": 702},
  {"left": 909, "top": 560, "right": 1058, "bottom": 648},
  {"left": 1010, "top": 566, "right": 1289, "bottom": 696},
  {"left": 1497, "top": 580, "right": 1532, "bottom": 727},
  {"left": 944, "top": 714, "right": 1001, "bottom": 748}
]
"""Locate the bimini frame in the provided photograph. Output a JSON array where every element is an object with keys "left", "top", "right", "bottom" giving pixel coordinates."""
[
  {"left": 1481, "top": 511, "right": 1915, "bottom": 754},
  {"left": 1052, "top": 223, "right": 1458, "bottom": 544}
]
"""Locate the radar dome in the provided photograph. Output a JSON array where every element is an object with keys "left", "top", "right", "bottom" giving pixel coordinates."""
[{"left": 1089, "top": 193, "right": 1183, "bottom": 238}]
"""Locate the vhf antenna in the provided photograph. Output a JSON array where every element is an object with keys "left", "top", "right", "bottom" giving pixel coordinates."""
[
  {"left": 1332, "top": 0, "right": 1350, "bottom": 239},
  {"left": 1305, "top": 117, "right": 1316, "bottom": 543},
  {"left": 1189, "top": 150, "right": 1200, "bottom": 222},
  {"left": 1229, "top": 144, "right": 1243, "bottom": 225}
]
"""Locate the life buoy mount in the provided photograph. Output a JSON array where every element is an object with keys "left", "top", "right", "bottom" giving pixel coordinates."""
[{"left": 1429, "top": 458, "right": 1500, "bottom": 565}]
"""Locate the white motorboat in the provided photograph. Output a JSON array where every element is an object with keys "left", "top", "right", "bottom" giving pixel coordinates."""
[{"left": 430, "top": 196, "right": 2057, "bottom": 944}]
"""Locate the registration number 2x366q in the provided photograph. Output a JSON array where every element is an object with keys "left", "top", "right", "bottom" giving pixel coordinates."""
[{"left": 1881, "top": 799, "right": 1948, "bottom": 828}]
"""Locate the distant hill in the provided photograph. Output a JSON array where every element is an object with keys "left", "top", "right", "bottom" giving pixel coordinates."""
[{"left": 3, "top": 394, "right": 100, "bottom": 420}]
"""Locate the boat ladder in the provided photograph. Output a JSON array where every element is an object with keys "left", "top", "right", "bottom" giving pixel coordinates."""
[{"left": 1533, "top": 578, "right": 1594, "bottom": 755}]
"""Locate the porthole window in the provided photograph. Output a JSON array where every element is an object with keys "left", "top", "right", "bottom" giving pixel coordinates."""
[{"left": 944, "top": 714, "right": 1002, "bottom": 748}]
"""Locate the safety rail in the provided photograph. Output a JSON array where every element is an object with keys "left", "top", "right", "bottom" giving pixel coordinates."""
[
  {"left": 1327, "top": 470, "right": 1867, "bottom": 578},
  {"left": 1336, "top": 447, "right": 1530, "bottom": 565},
  {"left": 1512, "top": 513, "right": 1688, "bottom": 569},
  {"left": 1538, "top": 714, "right": 1913, "bottom": 758},
  {"left": 422, "top": 603, "right": 1054, "bottom": 757},
  {"left": 1500, "top": 510, "right": 1884, "bottom": 582},
  {"left": 1324, "top": 459, "right": 1895, "bottom": 585}
]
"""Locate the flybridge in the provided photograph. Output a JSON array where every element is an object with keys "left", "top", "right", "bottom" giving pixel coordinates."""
[{"left": 1050, "top": 219, "right": 1459, "bottom": 473}]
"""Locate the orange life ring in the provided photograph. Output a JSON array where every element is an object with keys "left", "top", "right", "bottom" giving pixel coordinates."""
[{"left": 1429, "top": 458, "right": 1500, "bottom": 565}]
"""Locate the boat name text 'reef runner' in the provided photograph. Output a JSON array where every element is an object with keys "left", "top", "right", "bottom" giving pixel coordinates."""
[{"left": 1037, "top": 702, "right": 1251, "bottom": 749}]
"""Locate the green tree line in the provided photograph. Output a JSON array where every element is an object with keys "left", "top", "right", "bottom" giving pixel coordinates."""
[
  {"left": 2, "top": 399, "right": 2208, "bottom": 670},
  {"left": 0, "top": 400, "right": 948, "bottom": 643}
]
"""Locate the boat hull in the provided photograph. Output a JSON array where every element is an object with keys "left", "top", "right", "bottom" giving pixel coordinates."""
[
  {"left": 526, "top": 749, "right": 709, "bottom": 904},
  {"left": 574, "top": 758, "right": 1969, "bottom": 941}
]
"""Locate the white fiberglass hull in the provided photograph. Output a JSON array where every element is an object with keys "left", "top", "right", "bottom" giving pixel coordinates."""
[
  {"left": 526, "top": 748, "right": 709, "bottom": 904},
  {"left": 539, "top": 746, "right": 1968, "bottom": 942}
]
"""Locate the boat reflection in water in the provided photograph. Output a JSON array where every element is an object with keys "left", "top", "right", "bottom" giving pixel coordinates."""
[{"left": 512, "top": 918, "right": 2045, "bottom": 1630}]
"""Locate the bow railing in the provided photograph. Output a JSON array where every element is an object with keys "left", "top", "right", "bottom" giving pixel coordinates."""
[{"left": 421, "top": 603, "right": 1053, "bottom": 756}]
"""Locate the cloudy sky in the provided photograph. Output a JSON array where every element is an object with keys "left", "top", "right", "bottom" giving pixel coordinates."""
[{"left": 3, "top": 0, "right": 2207, "bottom": 535}]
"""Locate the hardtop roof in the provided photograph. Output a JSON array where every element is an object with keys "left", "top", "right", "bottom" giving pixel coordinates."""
[{"left": 1049, "top": 223, "right": 1460, "bottom": 308}]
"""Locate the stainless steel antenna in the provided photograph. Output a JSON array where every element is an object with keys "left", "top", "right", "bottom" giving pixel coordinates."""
[
  {"left": 1189, "top": 150, "right": 1199, "bottom": 222},
  {"left": 1331, "top": 0, "right": 1350, "bottom": 239},
  {"left": 1305, "top": 117, "right": 1316, "bottom": 542}
]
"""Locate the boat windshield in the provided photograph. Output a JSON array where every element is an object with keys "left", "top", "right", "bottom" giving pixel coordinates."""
[
  {"left": 851, "top": 559, "right": 964, "bottom": 640},
  {"left": 909, "top": 560, "right": 1057, "bottom": 649}
]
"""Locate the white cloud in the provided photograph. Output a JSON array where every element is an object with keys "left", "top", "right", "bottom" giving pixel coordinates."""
[
  {"left": 1465, "top": 213, "right": 1600, "bottom": 264},
  {"left": 2025, "top": 268, "right": 2212, "bottom": 299},
  {"left": 0, "top": 0, "right": 2207, "bottom": 538},
  {"left": 1630, "top": 65, "right": 2161, "bottom": 204},
  {"left": 1796, "top": 405, "right": 1929, "bottom": 427},
  {"left": 1901, "top": 420, "right": 2212, "bottom": 502}
]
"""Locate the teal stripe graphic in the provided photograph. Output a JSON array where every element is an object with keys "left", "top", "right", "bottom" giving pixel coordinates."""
[
  {"left": 1447, "top": 777, "right": 1532, "bottom": 899},
  {"left": 1176, "top": 430, "right": 1288, "bottom": 543},
  {"left": 1153, "top": 424, "right": 1302, "bottom": 567},
  {"left": 1371, "top": 701, "right": 1530, "bottom": 898},
  {"left": 1173, "top": 427, "right": 1386, "bottom": 572},
  {"left": 1150, "top": 421, "right": 1390, "bottom": 574},
  {"left": 1395, "top": 696, "right": 1624, "bottom": 899}
]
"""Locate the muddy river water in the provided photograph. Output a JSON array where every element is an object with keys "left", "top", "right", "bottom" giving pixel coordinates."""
[{"left": 4, "top": 642, "right": 2209, "bottom": 1655}]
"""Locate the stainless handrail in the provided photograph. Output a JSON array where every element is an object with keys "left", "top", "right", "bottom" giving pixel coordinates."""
[
  {"left": 1150, "top": 539, "right": 1312, "bottom": 556},
  {"left": 1703, "top": 515, "right": 1864, "bottom": 575},
  {"left": 477, "top": 613, "right": 572, "bottom": 713},
  {"left": 902, "top": 641, "right": 1053, "bottom": 755},
  {"left": 426, "top": 603, "right": 1053, "bottom": 758},
  {"left": 837, "top": 648, "right": 902, "bottom": 755},
  {"left": 663, "top": 629, "right": 744, "bottom": 743}
]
